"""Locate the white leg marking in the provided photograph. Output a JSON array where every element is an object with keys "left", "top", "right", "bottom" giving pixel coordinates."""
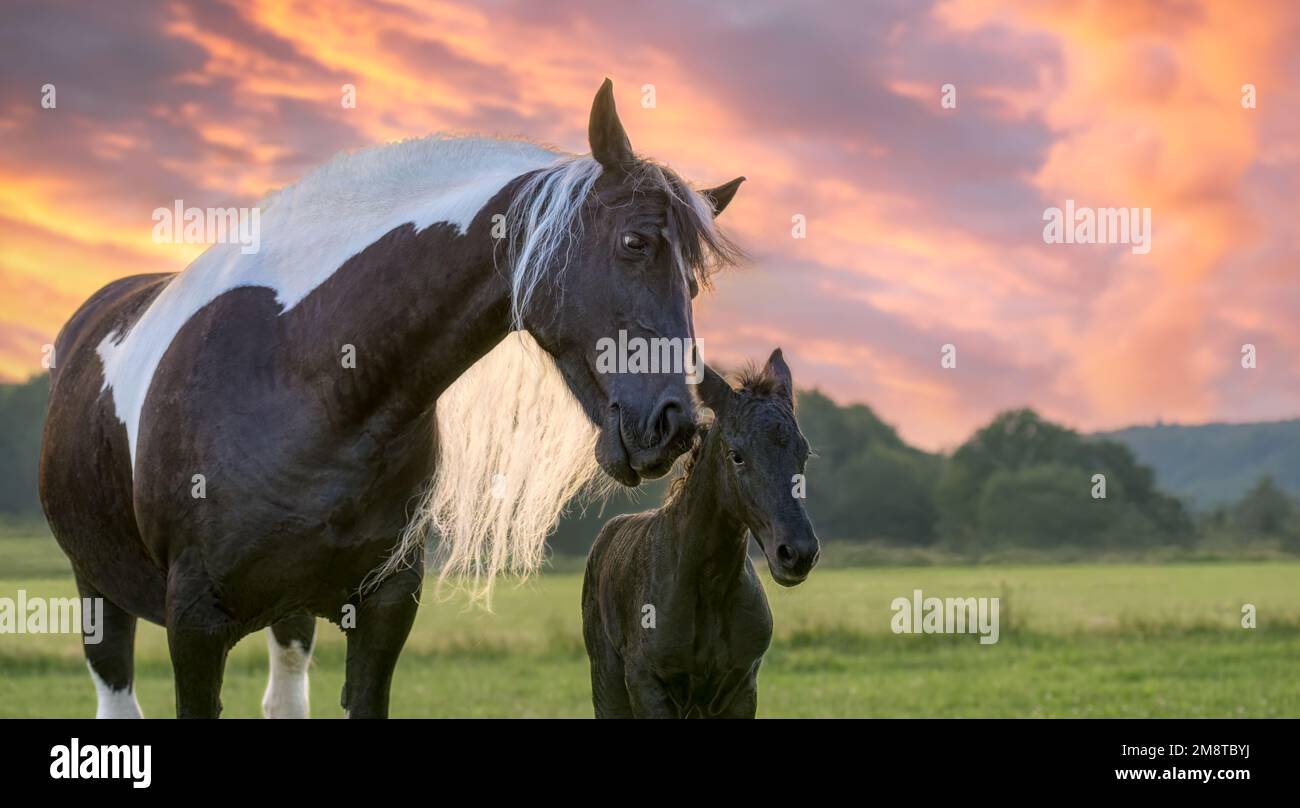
[
  {"left": 262, "top": 631, "right": 313, "bottom": 719},
  {"left": 87, "top": 662, "right": 142, "bottom": 719}
]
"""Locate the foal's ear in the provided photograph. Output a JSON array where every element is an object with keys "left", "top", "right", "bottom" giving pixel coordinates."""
[
  {"left": 699, "top": 176, "right": 746, "bottom": 217},
  {"left": 589, "top": 78, "right": 634, "bottom": 170},
  {"left": 698, "top": 365, "right": 734, "bottom": 416},
  {"left": 764, "top": 348, "right": 794, "bottom": 404}
]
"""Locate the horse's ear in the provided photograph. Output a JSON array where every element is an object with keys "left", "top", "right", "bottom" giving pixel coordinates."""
[
  {"left": 589, "top": 78, "right": 633, "bottom": 170},
  {"left": 699, "top": 176, "right": 746, "bottom": 217},
  {"left": 698, "top": 365, "right": 734, "bottom": 416},
  {"left": 764, "top": 348, "right": 794, "bottom": 403}
]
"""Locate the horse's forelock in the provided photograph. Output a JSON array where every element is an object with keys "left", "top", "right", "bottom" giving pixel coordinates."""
[
  {"left": 503, "top": 155, "right": 605, "bottom": 328},
  {"left": 636, "top": 161, "right": 744, "bottom": 290},
  {"left": 503, "top": 156, "right": 742, "bottom": 327}
]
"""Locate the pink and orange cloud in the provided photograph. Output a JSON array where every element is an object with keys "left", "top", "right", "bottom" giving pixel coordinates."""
[{"left": 0, "top": 0, "right": 1295, "bottom": 449}]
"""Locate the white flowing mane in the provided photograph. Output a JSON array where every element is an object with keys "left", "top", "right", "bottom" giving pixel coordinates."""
[{"left": 381, "top": 143, "right": 738, "bottom": 604}]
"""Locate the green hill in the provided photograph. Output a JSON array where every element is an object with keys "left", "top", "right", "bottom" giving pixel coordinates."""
[{"left": 1099, "top": 420, "right": 1300, "bottom": 510}]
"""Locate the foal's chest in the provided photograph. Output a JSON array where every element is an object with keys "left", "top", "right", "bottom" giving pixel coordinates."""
[{"left": 650, "top": 583, "right": 773, "bottom": 715}]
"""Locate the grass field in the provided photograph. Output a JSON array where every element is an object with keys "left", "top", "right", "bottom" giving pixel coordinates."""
[{"left": 1, "top": 528, "right": 1297, "bottom": 717}]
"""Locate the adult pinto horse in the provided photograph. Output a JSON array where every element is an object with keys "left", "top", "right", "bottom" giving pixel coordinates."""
[{"left": 39, "top": 80, "right": 744, "bottom": 718}]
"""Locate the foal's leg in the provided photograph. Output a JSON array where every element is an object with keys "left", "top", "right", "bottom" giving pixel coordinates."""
[
  {"left": 262, "top": 613, "right": 316, "bottom": 718},
  {"left": 77, "top": 576, "right": 142, "bottom": 719},
  {"left": 340, "top": 564, "right": 422, "bottom": 718},
  {"left": 624, "top": 663, "right": 679, "bottom": 718},
  {"left": 715, "top": 677, "right": 759, "bottom": 719},
  {"left": 165, "top": 555, "right": 236, "bottom": 718},
  {"left": 588, "top": 641, "right": 633, "bottom": 718}
]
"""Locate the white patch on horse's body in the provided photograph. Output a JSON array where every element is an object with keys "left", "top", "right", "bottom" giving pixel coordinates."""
[
  {"left": 262, "top": 631, "right": 313, "bottom": 719},
  {"left": 97, "top": 136, "right": 561, "bottom": 468},
  {"left": 88, "top": 663, "right": 142, "bottom": 719}
]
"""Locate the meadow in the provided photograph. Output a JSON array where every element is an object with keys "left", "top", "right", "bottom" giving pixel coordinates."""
[{"left": 1, "top": 528, "right": 1297, "bottom": 718}]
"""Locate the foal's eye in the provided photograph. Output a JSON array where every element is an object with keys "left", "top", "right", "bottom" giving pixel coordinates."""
[
  {"left": 622, "top": 233, "right": 648, "bottom": 253},
  {"left": 729, "top": 450, "right": 744, "bottom": 466}
]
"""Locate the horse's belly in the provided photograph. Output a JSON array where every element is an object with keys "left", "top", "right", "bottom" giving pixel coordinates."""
[{"left": 133, "top": 419, "right": 435, "bottom": 622}]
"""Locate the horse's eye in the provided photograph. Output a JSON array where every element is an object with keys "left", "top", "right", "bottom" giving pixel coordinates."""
[
  {"left": 729, "top": 450, "right": 744, "bottom": 466},
  {"left": 622, "top": 233, "right": 648, "bottom": 253}
]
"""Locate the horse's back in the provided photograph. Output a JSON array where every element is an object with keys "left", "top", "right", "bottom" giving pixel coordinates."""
[{"left": 40, "top": 273, "right": 175, "bottom": 623}]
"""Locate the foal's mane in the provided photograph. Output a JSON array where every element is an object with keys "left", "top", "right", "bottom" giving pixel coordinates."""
[
  {"left": 732, "top": 363, "right": 788, "bottom": 399},
  {"left": 666, "top": 363, "right": 791, "bottom": 502}
]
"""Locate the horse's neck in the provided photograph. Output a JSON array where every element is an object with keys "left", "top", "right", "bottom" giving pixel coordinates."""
[
  {"left": 661, "top": 433, "right": 749, "bottom": 585},
  {"left": 303, "top": 190, "right": 516, "bottom": 431}
]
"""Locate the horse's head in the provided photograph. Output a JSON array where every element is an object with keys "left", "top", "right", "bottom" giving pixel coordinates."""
[
  {"left": 515, "top": 79, "right": 744, "bottom": 486},
  {"left": 698, "top": 350, "right": 820, "bottom": 586}
]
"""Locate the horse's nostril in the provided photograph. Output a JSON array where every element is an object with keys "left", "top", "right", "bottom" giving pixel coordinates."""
[
  {"left": 656, "top": 401, "right": 679, "bottom": 433},
  {"left": 628, "top": 399, "right": 696, "bottom": 475},
  {"left": 777, "top": 544, "right": 797, "bottom": 564},
  {"left": 651, "top": 399, "right": 690, "bottom": 444}
]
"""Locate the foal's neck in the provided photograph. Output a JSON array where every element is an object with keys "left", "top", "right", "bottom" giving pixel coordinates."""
[{"left": 664, "top": 429, "right": 750, "bottom": 584}]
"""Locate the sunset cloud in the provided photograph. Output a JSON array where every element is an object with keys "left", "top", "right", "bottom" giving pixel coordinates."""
[{"left": 0, "top": 0, "right": 1295, "bottom": 449}]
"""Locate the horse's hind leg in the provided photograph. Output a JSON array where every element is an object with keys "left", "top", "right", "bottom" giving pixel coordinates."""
[
  {"left": 262, "top": 613, "right": 315, "bottom": 718},
  {"left": 77, "top": 576, "right": 142, "bottom": 719}
]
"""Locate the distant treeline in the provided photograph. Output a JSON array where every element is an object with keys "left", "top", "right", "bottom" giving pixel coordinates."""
[
  {"left": 0, "top": 377, "right": 45, "bottom": 515},
  {"left": 552, "top": 393, "right": 1300, "bottom": 555},
  {"left": 3, "top": 377, "right": 1298, "bottom": 556}
]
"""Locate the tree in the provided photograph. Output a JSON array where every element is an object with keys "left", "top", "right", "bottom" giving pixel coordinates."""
[
  {"left": 977, "top": 464, "right": 1112, "bottom": 547},
  {"left": 1232, "top": 476, "right": 1297, "bottom": 538},
  {"left": 796, "top": 390, "right": 940, "bottom": 544},
  {"left": 937, "top": 409, "right": 1193, "bottom": 549}
]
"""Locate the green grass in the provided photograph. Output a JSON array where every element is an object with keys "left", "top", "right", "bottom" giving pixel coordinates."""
[{"left": 1, "top": 530, "right": 1296, "bottom": 717}]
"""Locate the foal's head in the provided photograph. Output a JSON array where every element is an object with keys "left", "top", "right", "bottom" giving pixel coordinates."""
[
  {"left": 512, "top": 79, "right": 744, "bottom": 487},
  {"left": 697, "top": 350, "right": 820, "bottom": 586}
]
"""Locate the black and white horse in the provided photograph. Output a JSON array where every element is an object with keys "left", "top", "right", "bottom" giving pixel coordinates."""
[{"left": 39, "top": 80, "right": 744, "bottom": 718}]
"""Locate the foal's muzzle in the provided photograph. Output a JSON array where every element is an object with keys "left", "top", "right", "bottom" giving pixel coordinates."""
[{"left": 767, "top": 525, "right": 820, "bottom": 587}]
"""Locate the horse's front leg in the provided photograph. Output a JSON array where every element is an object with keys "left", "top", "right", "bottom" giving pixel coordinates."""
[
  {"left": 340, "top": 562, "right": 422, "bottom": 718},
  {"left": 165, "top": 551, "right": 237, "bottom": 718}
]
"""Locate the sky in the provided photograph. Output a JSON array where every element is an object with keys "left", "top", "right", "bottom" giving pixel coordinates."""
[{"left": 0, "top": 0, "right": 1296, "bottom": 450}]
